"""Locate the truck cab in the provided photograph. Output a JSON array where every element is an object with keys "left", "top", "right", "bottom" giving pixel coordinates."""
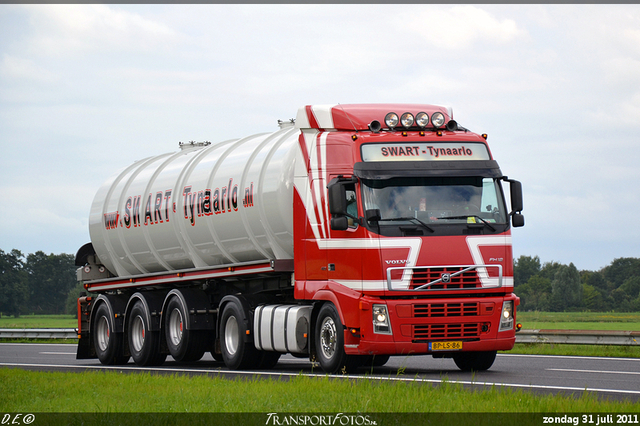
[{"left": 291, "top": 104, "right": 523, "bottom": 371}]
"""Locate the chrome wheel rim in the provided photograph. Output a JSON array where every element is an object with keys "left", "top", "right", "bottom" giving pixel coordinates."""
[
  {"left": 320, "top": 316, "right": 337, "bottom": 359},
  {"left": 96, "top": 316, "right": 110, "bottom": 352},
  {"left": 224, "top": 316, "right": 239, "bottom": 356},
  {"left": 131, "top": 315, "right": 145, "bottom": 352},
  {"left": 168, "top": 308, "right": 183, "bottom": 347}
]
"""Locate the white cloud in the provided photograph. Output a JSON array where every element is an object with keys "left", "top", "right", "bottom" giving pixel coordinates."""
[
  {"left": 0, "top": 54, "right": 57, "bottom": 83},
  {"left": 401, "top": 6, "right": 524, "bottom": 50},
  {"left": 19, "top": 4, "right": 179, "bottom": 56}
]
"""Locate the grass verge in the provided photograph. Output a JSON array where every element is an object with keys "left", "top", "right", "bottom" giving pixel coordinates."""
[
  {"left": 517, "top": 312, "right": 640, "bottom": 330},
  {"left": 1, "top": 367, "right": 639, "bottom": 413},
  {"left": 504, "top": 343, "right": 640, "bottom": 358},
  {"left": 0, "top": 314, "right": 77, "bottom": 329}
]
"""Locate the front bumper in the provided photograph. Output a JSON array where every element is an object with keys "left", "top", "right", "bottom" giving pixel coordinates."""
[{"left": 344, "top": 294, "right": 518, "bottom": 356}]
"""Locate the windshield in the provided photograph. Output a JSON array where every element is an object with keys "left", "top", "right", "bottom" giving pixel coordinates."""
[{"left": 362, "top": 176, "right": 507, "bottom": 226}]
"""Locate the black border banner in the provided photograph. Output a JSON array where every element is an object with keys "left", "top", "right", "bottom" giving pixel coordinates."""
[{"left": 1, "top": 413, "right": 617, "bottom": 426}]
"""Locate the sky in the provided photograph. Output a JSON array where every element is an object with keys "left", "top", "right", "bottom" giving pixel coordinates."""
[{"left": 1, "top": 4, "right": 639, "bottom": 272}]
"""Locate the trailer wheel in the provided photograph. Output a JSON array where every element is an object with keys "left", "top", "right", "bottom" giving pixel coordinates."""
[
  {"left": 93, "top": 303, "right": 129, "bottom": 365},
  {"left": 164, "top": 297, "right": 206, "bottom": 362},
  {"left": 220, "top": 301, "right": 257, "bottom": 370},
  {"left": 128, "top": 301, "right": 167, "bottom": 366},
  {"left": 453, "top": 350, "right": 497, "bottom": 371},
  {"left": 314, "top": 303, "right": 358, "bottom": 374}
]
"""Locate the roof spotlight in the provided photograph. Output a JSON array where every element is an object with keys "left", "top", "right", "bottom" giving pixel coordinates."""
[
  {"left": 432, "top": 112, "right": 445, "bottom": 128},
  {"left": 415, "top": 112, "right": 429, "bottom": 128},
  {"left": 384, "top": 112, "right": 399, "bottom": 130},
  {"left": 400, "top": 112, "right": 414, "bottom": 129}
]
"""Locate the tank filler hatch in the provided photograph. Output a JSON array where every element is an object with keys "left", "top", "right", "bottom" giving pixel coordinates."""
[{"left": 179, "top": 141, "right": 211, "bottom": 150}]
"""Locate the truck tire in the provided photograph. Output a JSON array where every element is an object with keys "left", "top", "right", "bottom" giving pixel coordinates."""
[
  {"left": 164, "top": 297, "right": 206, "bottom": 362},
  {"left": 314, "top": 303, "right": 358, "bottom": 374},
  {"left": 220, "top": 301, "right": 258, "bottom": 370},
  {"left": 361, "top": 354, "right": 390, "bottom": 368},
  {"left": 128, "top": 301, "right": 167, "bottom": 366},
  {"left": 257, "top": 351, "right": 281, "bottom": 369},
  {"left": 453, "top": 350, "right": 497, "bottom": 371},
  {"left": 93, "top": 303, "right": 129, "bottom": 365}
]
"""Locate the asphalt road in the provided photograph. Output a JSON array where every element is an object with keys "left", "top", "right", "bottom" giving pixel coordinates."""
[{"left": 2, "top": 343, "right": 639, "bottom": 401}]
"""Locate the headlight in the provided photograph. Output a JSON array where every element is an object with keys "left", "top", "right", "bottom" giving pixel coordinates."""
[
  {"left": 431, "top": 112, "right": 445, "bottom": 128},
  {"left": 372, "top": 304, "right": 392, "bottom": 334},
  {"left": 400, "top": 112, "right": 414, "bottom": 128},
  {"left": 499, "top": 301, "right": 514, "bottom": 332},
  {"left": 384, "top": 112, "right": 399, "bottom": 129},
  {"left": 415, "top": 112, "right": 429, "bottom": 128}
]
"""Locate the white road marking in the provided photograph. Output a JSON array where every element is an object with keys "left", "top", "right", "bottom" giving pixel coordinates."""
[
  {"left": 547, "top": 368, "right": 640, "bottom": 375},
  {"left": 39, "top": 352, "right": 76, "bottom": 355},
  {"left": 499, "top": 353, "right": 640, "bottom": 362}
]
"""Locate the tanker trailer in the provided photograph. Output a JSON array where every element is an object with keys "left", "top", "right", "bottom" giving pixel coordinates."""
[{"left": 76, "top": 104, "right": 524, "bottom": 373}]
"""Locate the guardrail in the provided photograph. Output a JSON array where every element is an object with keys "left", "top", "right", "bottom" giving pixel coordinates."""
[
  {"left": 0, "top": 328, "right": 78, "bottom": 339},
  {"left": 1, "top": 328, "right": 639, "bottom": 345}
]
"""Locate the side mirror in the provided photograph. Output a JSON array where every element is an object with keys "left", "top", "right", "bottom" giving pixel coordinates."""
[
  {"left": 331, "top": 216, "right": 349, "bottom": 231},
  {"left": 509, "top": 180, "right": 523, "bottom": 213},
  {"left": 512, "top": 213, "right": 525, "bottom": 228},
  {"left": 365, "top": 208, "right": 381, "bottom": 223},
  {"left": 328, "top": 179, "right": 348, "bottom": 216}
]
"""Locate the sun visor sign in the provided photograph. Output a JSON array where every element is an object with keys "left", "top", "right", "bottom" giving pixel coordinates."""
[{"left": 361, "top": 142, "right": 491, "bottom": 162}]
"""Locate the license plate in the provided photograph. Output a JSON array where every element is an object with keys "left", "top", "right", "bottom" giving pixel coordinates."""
[{"left": 429, "top": 341, "right": 462, "bottom": 351}]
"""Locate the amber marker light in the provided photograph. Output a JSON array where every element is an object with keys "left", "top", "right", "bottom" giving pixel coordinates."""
[
  {"left": 482, "top": 133, "right": 488, "bottom": 140},
  {"left": 516, "top": 323, "right": 522, "bottom": 332},
  {"left": 352, "top": 134, "right": 358, "bottom": 141}
]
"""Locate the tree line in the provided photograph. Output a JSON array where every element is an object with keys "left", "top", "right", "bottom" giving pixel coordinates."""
[
  {"left": 0, "top": 249, "right": 82, "bottom": 317},
  {"left": 514, "top": 255, "right": 640, "bottom": 312},
  {"left": 2, "top": 248, "right": 640, "bottom": 316}
]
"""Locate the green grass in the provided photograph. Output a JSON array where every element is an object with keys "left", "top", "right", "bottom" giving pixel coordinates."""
[
  {"left": 1, "top": 368, "right": 638, "bottom": 413},
  {"left": 505, "top": 343, "right": 640, "bottom": 358},
  {"left": 0, "top": 314, "right": 77, "bottom": 329},
  {"left": 516, "top": 311, "right": 640, "bottom": 330}
]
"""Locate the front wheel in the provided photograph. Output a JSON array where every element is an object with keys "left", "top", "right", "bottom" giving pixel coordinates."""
[
  {"left": 453, "top": 350, "right": 497, "bottom": 371},
  {"left": 314, "top": 303, "right": 358, "bottom": 374}
]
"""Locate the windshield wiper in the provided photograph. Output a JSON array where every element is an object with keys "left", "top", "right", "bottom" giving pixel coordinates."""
[
  {"left": 438, "top": 215, "right": 496, "bottom": 232},
  {"left": 378, "top": 216, "right": 435, "bottom": 233}
]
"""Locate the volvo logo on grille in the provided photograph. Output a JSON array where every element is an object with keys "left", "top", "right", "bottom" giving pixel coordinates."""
[{"left": 441, "top": 273, "right": 451, "bottom": 283}]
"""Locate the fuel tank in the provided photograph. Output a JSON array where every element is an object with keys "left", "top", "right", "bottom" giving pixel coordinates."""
[{"left": 89, "top": 123, "right": 299, "bottom": 277}]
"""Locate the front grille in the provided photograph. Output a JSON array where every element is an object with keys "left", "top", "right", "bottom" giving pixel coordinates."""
[
  {"left": 414, "top": 302, "right": 479, "bottom": 318},
  {"left": 413, "top": 323, "right": 480, "bottom": 340},
  {"left": 411, "top": 267, "right": 481, "bottom": 290}
]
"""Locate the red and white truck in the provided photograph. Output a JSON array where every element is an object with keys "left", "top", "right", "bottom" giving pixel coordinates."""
[{"left": 75, "top": 103, "right": 524, "bottom": 373}]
